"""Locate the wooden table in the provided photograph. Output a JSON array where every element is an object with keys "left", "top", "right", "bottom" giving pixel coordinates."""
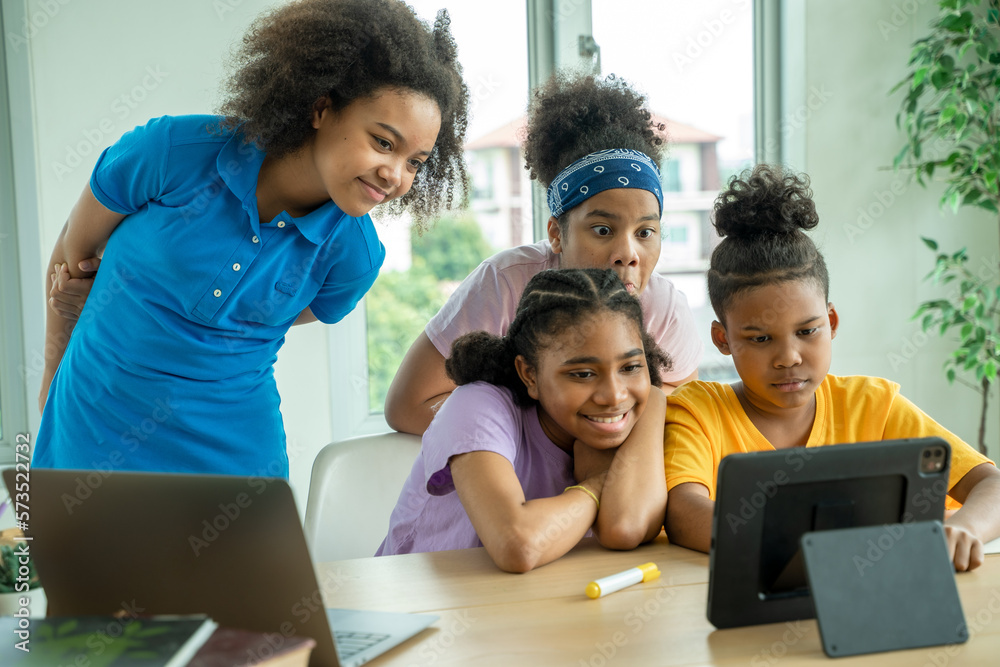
[{"left": 317, "top": 536, "right": 1000, "bottom": 666}]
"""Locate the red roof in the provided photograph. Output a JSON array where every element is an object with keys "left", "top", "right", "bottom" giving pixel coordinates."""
[{"left": 465, "top": 112, "right": 721, "bottom": 150}]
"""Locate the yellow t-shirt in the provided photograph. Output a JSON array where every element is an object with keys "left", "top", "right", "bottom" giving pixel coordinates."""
[{"left": 664, "top": 374, "right": 993, "bottom": 510}]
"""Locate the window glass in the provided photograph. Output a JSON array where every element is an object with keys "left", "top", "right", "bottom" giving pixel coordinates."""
[
  {"left": 593, "top": 0, "right": 754, "bottom": 381},
  {"left": 364, "top": 2, "right": 529, "bottom": 412}
]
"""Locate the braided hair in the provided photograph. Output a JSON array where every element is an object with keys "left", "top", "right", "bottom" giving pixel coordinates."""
[
  {"left": 708, "top": 164, "right": 830, "bottom": 323},
  {"left": 445, "top": 268, "right": 672, "bottom": 406}
]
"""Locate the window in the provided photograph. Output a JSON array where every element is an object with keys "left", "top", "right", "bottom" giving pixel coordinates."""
[
  {"left": 331, "top": 0, "right": 753, "bottom": 439},
  {"left": 592, "top": 0, "right": 754, "bottom": 382},
  {"left": 327, "top": 1, "right": 531, "bottom": 438}
]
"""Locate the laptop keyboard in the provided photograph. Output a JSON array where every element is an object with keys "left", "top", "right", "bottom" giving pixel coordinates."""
[{"left": 334, "top": 630, "right": 391, "bottom": 659}]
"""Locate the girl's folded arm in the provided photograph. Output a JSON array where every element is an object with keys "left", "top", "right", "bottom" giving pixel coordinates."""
[
  {"left": 594, "top": 386, "right": 668, "bottom": 549},
  {"left": 41, "top": 186, "right": 127, "bottom": 413},
  {"left": 664, "top": 482, "right": 714, "bottom": 553},
  {"left": 451, "top": 450, "right": 599, "bottom": 573},
  {"left": 944, "top": 462, "right": 1000, "bottom": 571}
]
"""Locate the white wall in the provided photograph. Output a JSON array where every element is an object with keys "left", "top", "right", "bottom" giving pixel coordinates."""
[
  {"left": 799, "top": 0, "right": 1000, "bottom": 458},
  {"left": 17, "top": 0, "right": 332, "bottom": 516}
]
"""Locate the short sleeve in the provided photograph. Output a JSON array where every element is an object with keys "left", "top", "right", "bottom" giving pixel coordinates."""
[
  {"left": 420, "top": 383, "right": 522, "bottom": 496},
  {"left": 308, "top": 217, "right": 386, "bottom": 324},
  {"left": 664, "top": 391, "right": 720, "bottom": 497},
  {"left": 90, "top": 116, "right": 172, "bottom": 215},
  {"left": 424, "top": 260, "right": 515, "bottom": 358},
  {"left": 882, "top": 391, "right": 994, "bottom": 506}
]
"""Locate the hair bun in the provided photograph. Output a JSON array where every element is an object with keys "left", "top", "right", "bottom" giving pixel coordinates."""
[{"left": 712, "top": 164, "right": 818, "bottom": 239}]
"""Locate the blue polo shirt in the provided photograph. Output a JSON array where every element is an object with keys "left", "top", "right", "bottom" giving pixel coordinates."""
[{"left": 34, "top": 115, "right": 385, "bottom": 477}]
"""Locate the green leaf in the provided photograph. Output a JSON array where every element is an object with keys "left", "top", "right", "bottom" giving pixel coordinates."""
[
  {"left": 931, "top": 68, "right": 953, "bottom": 89},
  {"left": 893, "top": 143, "right": 911, "bottom": 170},
  {"left": 947, "top": 367, "right": 957, "bottom": 384},
  {"left": 961, "top": 322, "right": 974, "bottom": 339},
  {"left": 923, "top": 313, "right": 936, "bottom": 332},
  {"left": 978, "top": 199, "right": 999, "bottom": 213},
  {"left": 986, "top": 360, "right": 998, "bottom": 383},
  {"left": 922, "top": 237, "right": 940, "bottom": 251},
  {"left": 914, "top": 66, "right": 930, "bottom": 88}
]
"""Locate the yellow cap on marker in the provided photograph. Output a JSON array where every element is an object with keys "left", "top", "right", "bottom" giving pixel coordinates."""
[{"left": 585, "top": 562, "right": 660, "bottom": 599}]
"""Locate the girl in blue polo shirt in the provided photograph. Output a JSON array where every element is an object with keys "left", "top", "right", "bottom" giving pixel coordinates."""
[{"left": 35, "top": 0, "right": 469, "bottom": 477}]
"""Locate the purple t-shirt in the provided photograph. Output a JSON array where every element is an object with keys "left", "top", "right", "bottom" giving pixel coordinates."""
[
  {"left": 424, "top": 240, "right": 703, "bottom": 383},
  {"left": 376, "top": 382, "right": 573, "bottom": 556}
]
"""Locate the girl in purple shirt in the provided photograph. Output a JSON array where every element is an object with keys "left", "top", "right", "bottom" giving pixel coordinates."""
[{"left": 377, "top": 268, "right": 671, "bottom": 572}]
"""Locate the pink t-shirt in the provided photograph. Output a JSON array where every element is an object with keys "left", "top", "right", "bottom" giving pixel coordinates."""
[
  {"left": 424, "top": 240, "right": 702, "bottom": 383},
  {"left": 376, "top": 382, "right": 574, "bottom": 555}
]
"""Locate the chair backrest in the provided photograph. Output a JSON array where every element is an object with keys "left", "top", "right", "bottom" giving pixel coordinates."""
[{"left": 303, "top": 431, "right": 422, "bottom": 562}]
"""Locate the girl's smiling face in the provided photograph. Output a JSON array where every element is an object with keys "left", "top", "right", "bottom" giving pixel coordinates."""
[
  {"left": 515, "top": 311, "right": 651, "bottom": 451},
  {"left": 712, "top": 279, "right": 838, "bottom": 416},
  {"left": 309, "top": 87, "right": 442, "bottom": 217}
]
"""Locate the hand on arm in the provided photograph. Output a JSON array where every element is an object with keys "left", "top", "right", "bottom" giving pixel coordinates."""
[
  {"left": 664, "top": 482, "right": 714, "bottom": 553},
  {"left": 451, "top": 450, "right": 599, "bottom": 573},
  {"left": 944, "top": 462, "right": 1000, "bottom": 571},
  {"left": 384, "top": 332, "right": 457, "bottom": 435},
  {"left": 47, "top": 257, "right": 101, "bottom": 321},
  {"left": 40, "top": 186, "right": 125, "bottom": 414},
  {"left": 590, "top": 387, "right": 668, "bottom": 549}
]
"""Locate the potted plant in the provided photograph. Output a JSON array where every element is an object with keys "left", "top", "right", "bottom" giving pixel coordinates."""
[
  {"left": 0, "top": 535, "right": 43, "bottom": 616},
  {"left": 891, "top": 0, "right": 1000, "bottom": 455}
]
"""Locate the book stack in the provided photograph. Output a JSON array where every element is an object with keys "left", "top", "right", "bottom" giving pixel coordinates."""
[
  {"left": 0, "top": 615, "right": 316, "bottom": 666},
  {"left": 0, "top": 614, "right": 217, "bottom": 665},
  {"left": 187, "top": 626, "right": 316, "bottom": 666}
]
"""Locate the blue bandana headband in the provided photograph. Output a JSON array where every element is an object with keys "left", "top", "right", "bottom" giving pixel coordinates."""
[{"left": 546, "top": 148, "right": 663, "bottom": 218}]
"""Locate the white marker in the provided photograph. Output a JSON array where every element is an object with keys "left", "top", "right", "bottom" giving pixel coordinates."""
[{"left": 585, "top": 562, "right": 660, "bottom": 599}]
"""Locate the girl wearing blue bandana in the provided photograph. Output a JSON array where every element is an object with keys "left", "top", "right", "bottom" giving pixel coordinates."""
[
  {"left": 36, "top": 0, "right": 469, "bottom": 477},
  {"left": 386, "top": 73, "right": 703, "bottom": 435}
]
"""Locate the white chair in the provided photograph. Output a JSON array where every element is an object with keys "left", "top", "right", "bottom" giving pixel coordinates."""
[{"left": 303, "top": 431, "right": 422, "bottom": 562}]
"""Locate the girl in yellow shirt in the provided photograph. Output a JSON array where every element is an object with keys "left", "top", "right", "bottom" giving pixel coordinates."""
[{"left": 664, "top": 164, "right": 1000, "bottom": 571}]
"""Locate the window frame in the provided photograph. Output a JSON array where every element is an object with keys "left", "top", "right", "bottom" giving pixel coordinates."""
[{"left": 1, "top": 0, "right": 45, "bottom": 464}]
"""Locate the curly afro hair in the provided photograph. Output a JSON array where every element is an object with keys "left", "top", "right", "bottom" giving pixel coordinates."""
[
  {"left": 522, "top": 72, "right": 665, "bottom": 192},
  {"left": 708, "top": 164, "right": 829, "bottom": 321},
  {"left": 445, "top": 268, "right": 671, "bottom": 407},
  {"left": 217, "top": 0, "right": 469, "bottom": 224}
]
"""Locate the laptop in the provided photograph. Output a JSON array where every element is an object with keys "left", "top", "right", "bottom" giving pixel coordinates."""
[
  {"left": 1, "top": 468, "right": 437, "bottom": 667},
  {"left": 706, "top": 437, "right": 951, "bottom": 629}
]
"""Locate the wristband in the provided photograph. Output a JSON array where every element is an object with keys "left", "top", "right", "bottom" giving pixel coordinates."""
[{"left": 565, "top": 485, "right": 600, "bottom": 510}]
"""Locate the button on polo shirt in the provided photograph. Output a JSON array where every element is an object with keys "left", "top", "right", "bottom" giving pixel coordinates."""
[{"left": 34, "top": 114, "right": 385, "bottom": 478}]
